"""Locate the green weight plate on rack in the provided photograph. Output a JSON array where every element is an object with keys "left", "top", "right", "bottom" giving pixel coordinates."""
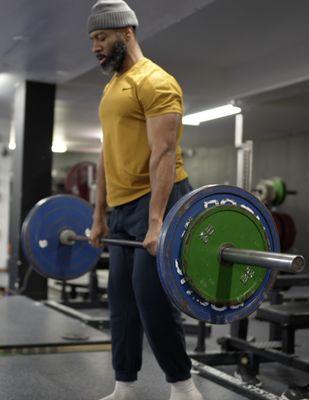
[
  {"left": 181, "top": 206, "right": 269, "bottom": 306},
  {"left": 272, "top": 177, "right": 286, "bottom": 206}
]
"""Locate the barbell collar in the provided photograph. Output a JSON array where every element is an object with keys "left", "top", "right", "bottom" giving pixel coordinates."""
[{"left": 220, "top": 246, "right": 305, "bottom": 273}]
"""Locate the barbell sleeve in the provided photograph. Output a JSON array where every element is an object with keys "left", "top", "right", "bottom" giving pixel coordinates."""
[{"left": 220, "top": 246, "right": 305, "bottom": 273}]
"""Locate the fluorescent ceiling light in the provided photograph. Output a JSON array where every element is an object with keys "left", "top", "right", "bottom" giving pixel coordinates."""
[
  {"left": 8, "top": 121, "right": 16, "bottom": 150},
  {"left": 0, "top": 73, "right": 12, "bottom": 87},
  {"left": 183, "top": 104, "right": 242, "bottom": 126},
  {"left": 52, "top": 141, "right": 68, "bottom": 153},
  {"left": 8, "top": 138, "right": 16, "bottom": 151}
]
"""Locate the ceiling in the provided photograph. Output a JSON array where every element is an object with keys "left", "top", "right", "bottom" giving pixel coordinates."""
[{"left": 1, "top": 0, "right": 309, "bottom": 151}]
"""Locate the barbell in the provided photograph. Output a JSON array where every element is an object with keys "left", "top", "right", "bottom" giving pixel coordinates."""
[{"left": 21, "top": 185, "right": 305, "bottom": 324}]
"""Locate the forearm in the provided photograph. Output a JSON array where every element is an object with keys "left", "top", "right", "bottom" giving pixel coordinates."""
[
  {"left": 93, "top": 150, "right": 108, "bottom": 222},
  {"left": 149, "top": 148, "right": 176, "bottom": 224}
]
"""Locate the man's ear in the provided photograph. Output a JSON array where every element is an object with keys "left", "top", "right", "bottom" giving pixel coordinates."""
[{"left": 124, "top": 26, "right": 134, "bottom": 41}]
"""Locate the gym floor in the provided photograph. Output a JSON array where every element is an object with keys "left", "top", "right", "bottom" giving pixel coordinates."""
[{"left": 0, "top": 291, "right": 308, "bottom": 400}]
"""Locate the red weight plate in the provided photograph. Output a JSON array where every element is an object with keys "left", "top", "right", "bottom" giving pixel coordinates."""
[{"left": 65, "top": 162, "right": 97, "bottom": 202}]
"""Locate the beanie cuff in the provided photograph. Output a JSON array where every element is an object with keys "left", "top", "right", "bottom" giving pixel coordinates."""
[{"left": 88, "top": 10, "right": 139, "bottom": 33}]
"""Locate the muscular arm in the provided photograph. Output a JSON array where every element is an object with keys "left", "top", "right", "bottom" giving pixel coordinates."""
[
  {"left": 143, "top": 113, "right": 181, "bottom": 255},
  {"left": 94, "top": 148, "right": 107, "bottom": 219},
  {"left": 90, "top": 147, "right": 109, "bottom": 247}
]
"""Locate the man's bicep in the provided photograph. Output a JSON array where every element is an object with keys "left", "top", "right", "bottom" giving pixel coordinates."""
[{"left": 146, "top": 113, "right": 182, "bottom": 151}]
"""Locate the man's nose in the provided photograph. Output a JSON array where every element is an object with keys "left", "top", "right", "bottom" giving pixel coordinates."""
[{"left": 92, "top": 40, "right": 102, "bottom": 53}]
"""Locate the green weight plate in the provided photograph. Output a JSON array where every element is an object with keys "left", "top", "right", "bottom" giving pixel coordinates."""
[
  {"left": 181, "top": 206, "right": 269, "bottom": 306},
  {"left": 272, "top": 177, "right": 286, "bottom": 206}
]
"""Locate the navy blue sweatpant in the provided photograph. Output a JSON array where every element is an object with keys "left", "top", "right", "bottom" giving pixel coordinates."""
[{"left": 108, "top": 179, "right": 192, "bottom": 383}]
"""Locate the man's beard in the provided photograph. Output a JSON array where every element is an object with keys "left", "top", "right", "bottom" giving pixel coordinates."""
[{"left": 101, "top": 40, "right": 127, "bottom": 75}]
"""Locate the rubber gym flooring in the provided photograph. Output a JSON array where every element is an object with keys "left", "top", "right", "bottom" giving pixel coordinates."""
[
  {"left": 1, "top": 331, "right": 309, "bottom": 400},
  {"left": 0, "top": 341, "right": 248, "bottom": 400},
  {"left": 0, "top": 295, "right": 309, "bottom": 399},
  {"left": 0, "top": 296, "right": 110, "bottom": 348}
]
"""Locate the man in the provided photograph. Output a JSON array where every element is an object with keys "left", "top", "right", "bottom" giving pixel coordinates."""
[{"left": 88, "top": 1, "right": 204, "bottom": 399}]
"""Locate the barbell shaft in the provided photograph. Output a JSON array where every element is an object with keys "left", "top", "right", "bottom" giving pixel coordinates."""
[
  {"left": 60, "top": 230, "right": 144, "bottom": 249},
  {"left": 220, "top": 246, "right": 305, "bottom": 273},
  {"left": 60, "top": 230, "right": 305, "bottom": 273},
  {"left": 76, "top": 235, "right": 144, "bottom": 249}
]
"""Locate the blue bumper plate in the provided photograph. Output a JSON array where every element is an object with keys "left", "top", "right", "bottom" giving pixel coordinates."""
[
  {"left": 157, "top": 185, "right": 280, "bottom": 324},
  {"left": 21, "top": 195, "right": 102, "bottom": 280}
]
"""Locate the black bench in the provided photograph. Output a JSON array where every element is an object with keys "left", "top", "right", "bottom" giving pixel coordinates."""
[{"left": 257, "top": 301, "right": 309, "bottom": 353}]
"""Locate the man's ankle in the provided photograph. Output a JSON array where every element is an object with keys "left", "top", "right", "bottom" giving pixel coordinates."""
[{"left": 98, "top": 381, "right": 138, "bottom": 400}]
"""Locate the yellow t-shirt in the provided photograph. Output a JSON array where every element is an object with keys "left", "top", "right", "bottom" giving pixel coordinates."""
[{"left": 99, "top": 57, "right": 188, "bottom": 207}]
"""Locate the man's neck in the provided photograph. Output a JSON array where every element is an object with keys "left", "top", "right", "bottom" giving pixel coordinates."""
[{"left": 117, "top": 44, "right": 144, "bottom": 75}]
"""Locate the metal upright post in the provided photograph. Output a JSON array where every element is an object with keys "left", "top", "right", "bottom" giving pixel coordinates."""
[
  {"left": 8, "top": 81, "right": 56, "bottom": 300},
  {"left": 232, "top": 113, "right": 254, "bottom": 339}
]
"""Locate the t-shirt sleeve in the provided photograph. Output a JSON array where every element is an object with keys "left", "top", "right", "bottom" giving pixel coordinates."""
[{"left": 138, "top": 72, "right": 183, "bottom": 118}]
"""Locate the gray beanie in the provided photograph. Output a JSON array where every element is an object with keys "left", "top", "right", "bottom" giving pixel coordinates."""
[{"left": 88, "top": 0, "right": 139, "bottom": 33}]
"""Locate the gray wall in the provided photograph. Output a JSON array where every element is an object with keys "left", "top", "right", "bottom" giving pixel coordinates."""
[{"left": 183, "top": 145, "right": 236, "bottom": 188}]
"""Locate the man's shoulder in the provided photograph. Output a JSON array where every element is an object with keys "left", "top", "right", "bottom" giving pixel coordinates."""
[
  {"left": 129, "top": 58, "right": 179, "bottom": 89},
  {"left": 142, "top": 58, "right": 170, "bottom": 75}
]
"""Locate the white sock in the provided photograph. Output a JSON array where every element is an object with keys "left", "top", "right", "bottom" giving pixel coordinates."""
[
  {"left": 169, "top": 378, "right": 204, "bottom": 400},
  {"left": 99, "top": 381, "right": 138, "bottom": 400}
]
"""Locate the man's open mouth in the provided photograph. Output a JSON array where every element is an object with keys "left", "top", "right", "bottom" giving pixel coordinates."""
[{"left": 97, "top": 54, "right": 107, "bottom": 65}]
